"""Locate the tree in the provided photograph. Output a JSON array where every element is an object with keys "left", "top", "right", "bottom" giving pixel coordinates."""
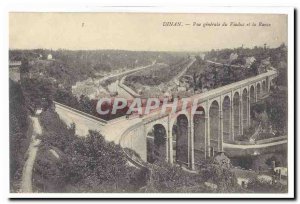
[
  {"left": 265, "top": 92, "right": 287, "bottom": 134},
  {"left": 143, "top": 161, "right": 205, "bottom": 193},
  {"left": 20, "top": 58, "right": 30, "bottom": 74},
  {"left": 22, "top": 77, "right": 55, "bottom": 112},
  {"left": 78, "top": 95, "right": 94, "bottom": 115},
  {"left": 36, "top": 110, "right": 144, "bottom": 192},
  {"left": 65, "top": 131, "right": 138, "bottom": 191},
  {"left": 250, "top": 60, "right": 260, "bottom": 76},
  {"left": 143, "top": 157, "right": 240, "bottom": 193},
  {"left": 200, "top": 155, "right": 239, "bottom": 193},
  {"left": 54, "top": 88, "right": 80, "bottom": 109},
  {"left": 9, "top": 79, "right": 30, "bottom": 192},
  {"left": 39, "top": 110, "right": 76, "bottom": 151}
]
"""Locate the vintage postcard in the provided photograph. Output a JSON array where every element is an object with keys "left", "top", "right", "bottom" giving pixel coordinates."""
[{"left": 8, "top": 8, "right": 294, "bottom": 198}]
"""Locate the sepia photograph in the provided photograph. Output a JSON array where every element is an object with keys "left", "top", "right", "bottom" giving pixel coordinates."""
[{"left": 7, "top": 8, "right": 294, "bottom": 198}]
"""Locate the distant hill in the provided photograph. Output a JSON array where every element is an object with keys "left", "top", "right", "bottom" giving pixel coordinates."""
[{"left": 9, "top": 49, "right": 187, "bottom": 87}]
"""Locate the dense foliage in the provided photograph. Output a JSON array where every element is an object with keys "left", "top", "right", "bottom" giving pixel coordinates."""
[
  {"left": 10, "top": 49, "right": 185, "bottom": 87},
  {"left": 143, "top": 154, "right": 240, "bottom": 193},
  {"left": 9, "top": 79, "right": 30, "bottom": 192},
  {"left": 33, "top": 110, "right": 246, "bottom": 193},
  {"left": 187, "top": 58, "right": 257, "bottom": 91},
  {"left": 204, "top": 44, "right": 287, "bottom": 67},
  {"left": 10, "top": 45, "right": 288, "bottom": 193},
  {"left": 247, "top": 178, "right": 287, "bottom": 193},
  {"left": 249, "top": 87, "right": 288, "bottom": 136},
  {"left": 22, "top": 77, "right": 55, "bottom": 112},
  {"left": 33, "top": 110, "right": 146, "bottom": 192},
  {"left": 54, "top": 88, "right": 126, "bottom": 120},
  {"left": 187, "top": 44, "right": 287, "bottom": 92}
]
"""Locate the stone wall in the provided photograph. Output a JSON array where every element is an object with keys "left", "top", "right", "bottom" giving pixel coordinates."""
[{"left": 54, "top": 102, "right": 106, "bottom": 137}]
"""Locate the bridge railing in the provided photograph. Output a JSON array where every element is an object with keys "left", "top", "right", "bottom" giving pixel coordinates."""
[
  {"left": 53, "top": 101, "right": 108, "bottom": 125},
  {"left": 191, "top": 69, "right": 277, "bottom": 102},
  {"left": 54, "top": 100, "right": 141, "bottom": 125}
]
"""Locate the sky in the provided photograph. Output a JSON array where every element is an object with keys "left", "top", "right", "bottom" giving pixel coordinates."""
[{"left": 9, "top": 13, "right": 287, "bottom": 51}]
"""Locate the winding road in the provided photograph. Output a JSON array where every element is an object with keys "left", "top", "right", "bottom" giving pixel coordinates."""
[{"left": 20, "top": 116, "right": 42, "bottom": 193}]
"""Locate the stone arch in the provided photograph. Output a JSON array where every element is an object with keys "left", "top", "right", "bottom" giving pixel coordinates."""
[
  {"left": 233, "top": 92, "right": 240, "bottom": 138},
  {"left": 193, "top": 106, "right": 206, "bottom": 163},
  {"left": 262, "top": 80, "right": 267, "bottom": 95},
  {"left": 270, "top": 78, "right": 274, "bottom": 86},
  {"left": 269, "top": 78, "right": 276, "bottom": 91},
  {"left": 242, "top": 88, "right": 248, "bottom": 131},
  {"left": 222, "top": 96, "right": 231, "bottom": 143},
  {"left": 172, "top": 114, "right": 189, "bottom": 165},
  {"left": 208, "top": 97, "right": 221, "bottom": 109},
  {"left": 249, "top": 85, "right": 255, "bottom": 126},
  {"left": 256, "top": 82, "right": 261, "bottom": 100},
  {"left": 222, "top": 94, "right": 231, "bottom": 104},
  {"left": 146, "top": 124, "right": 167, "bottom": 163},
  {"left": 170, "top": 111, "right": 190, "bottom": 129},
  {"left": 209, "top": 100, "right": 220, "bottom": 156},
  {"left": 250, "top": 85, "right": 255, "bottom": 104}
]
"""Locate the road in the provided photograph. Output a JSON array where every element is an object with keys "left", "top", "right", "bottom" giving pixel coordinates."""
[
  {"left": 98, "top": 60, "right": 156, "bottom": 84},
  {"left": 20, "top": 116, "right": 42, "bottom": 193},
  {"left": 174, "top": 56, "right": 196, "bottom": 81},
  {"left": 117, "top": 62, "right": 171, "bottom": 98},
  {"left": 168, "top": 56, "right": 196, "bottom": 88},
  {"left": 95, "top": 61, "right": 157, "bottom": 98}
]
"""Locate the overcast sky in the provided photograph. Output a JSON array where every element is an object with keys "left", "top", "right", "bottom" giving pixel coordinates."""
[{"left": 9, "top": 13, "right": 287, "bottom": 51}]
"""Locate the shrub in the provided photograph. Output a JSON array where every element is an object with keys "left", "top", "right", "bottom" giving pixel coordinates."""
[
  {"left": 36, "top": 110, "right": 146, "bottom": 192},
  {"left": 143, "top": 156, "right": 239, "bottom": 193},
  {"left": 247, "top": 177, "right": 287, "bottom": 193},
  {"left": 142, "top": 161, "right": 204, "bottom": 193}
]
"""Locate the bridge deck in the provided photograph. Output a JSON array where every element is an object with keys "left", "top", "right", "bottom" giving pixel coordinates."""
[{"left": 190, "top": 68, "right": 277, "bottom": 103}]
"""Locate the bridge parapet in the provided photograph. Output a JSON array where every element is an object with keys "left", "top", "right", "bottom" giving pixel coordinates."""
[
  {"left": 191, "top": 69, "right": 277, "bottom": 104},
  {"left": 54, "top": 101, "right": 107, "bottom": 124}
]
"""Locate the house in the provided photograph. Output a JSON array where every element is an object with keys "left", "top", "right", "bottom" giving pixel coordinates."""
[
  {"left": 229, "top": 53, "right": 239, "bottom": 62},
  {"left": 237, "top": 177, "right": 250, "bottom": 188},
  {"left": 47, "top": 54, "right": 53, "bottom": 60},
  {"left": 245, "top": 57, "right": 256, "bottom": 68},
  {"left": 34, "top": 108, "right": 43, "bottom": 115},
  {"left": 232, "top": 168, "right": 257, "bottom": 188},
  {"left": 274, "top": 167, "right": 288, "bottom": 177}
]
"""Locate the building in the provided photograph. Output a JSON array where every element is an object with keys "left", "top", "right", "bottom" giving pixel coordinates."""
[
  {"left": 245, "top": 57, "right": 256, "bottom": 68},
  {"left": 229, "top": 53, "right": 239, "bottom": 62},
  {"left": 9, "top": 61, "right": 22, "bottom": 82},
  {"left": 47, "top": 54, "right": 53, "bottom": 60}
]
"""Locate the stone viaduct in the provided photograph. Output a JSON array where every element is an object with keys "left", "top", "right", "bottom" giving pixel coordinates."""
[
  {"left": 54, "top": 68, "right": 279, "bottom": 170},
  {"left": 119, "top": 68, "right": 278, "bottom": 169}
]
